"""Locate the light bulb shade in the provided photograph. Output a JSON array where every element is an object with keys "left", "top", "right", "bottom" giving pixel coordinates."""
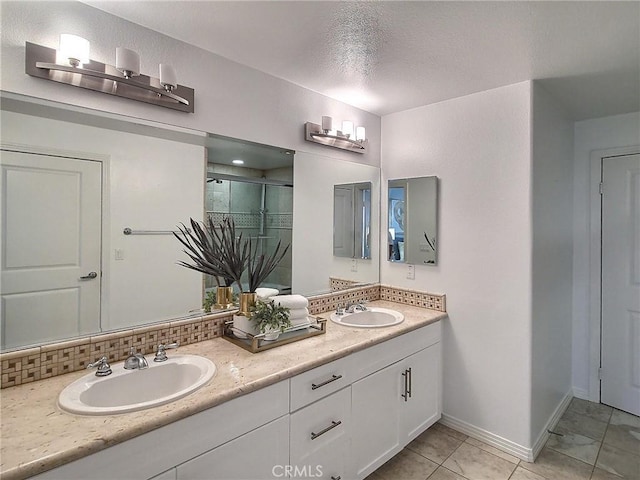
[
  {"left": 342, "top": 121, "right": 354, "bottom": 138},
  {"left": 321, "top": 116, "right": 333, "bottom": 132},
  {"left": 116, "top": 47, "right": 140, "bottom": 77},
  {"left": 59, "top": 34, "right": 90, "bottom": 66},
  {"left": 356, "top": 126, "right": 366, "bottom": 141},
  {"left": 159, "top": 64, "right": 177, "bottom": 88}
]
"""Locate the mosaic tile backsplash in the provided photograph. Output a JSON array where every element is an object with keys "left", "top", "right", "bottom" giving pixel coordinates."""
[{"left": 0, "top": 284, "right": 445, "bottom": 388}]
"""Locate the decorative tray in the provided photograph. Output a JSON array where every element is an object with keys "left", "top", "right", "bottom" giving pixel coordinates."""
[{"left": 222, "top": 316, "right": 327, "bottom": 353}]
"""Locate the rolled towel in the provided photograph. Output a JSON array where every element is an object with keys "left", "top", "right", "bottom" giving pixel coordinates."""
[
  {"left": 288, "top": 308, "right": 309, "bottom": 320},
  {"left": 256, "top": 287, "right": 279, "bottom": 299},
  {"left": 271, "top": 294, "right": 308, "bottom": 310}
]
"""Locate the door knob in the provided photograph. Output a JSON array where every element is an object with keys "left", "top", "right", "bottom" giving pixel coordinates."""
[{"left": 80, "top": 271, "right": 98, "bottom": 280}]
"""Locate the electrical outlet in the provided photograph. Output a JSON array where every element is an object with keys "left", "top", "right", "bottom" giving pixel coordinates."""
[
  {"left": 406, "top": 264, "right": 415, "bottom": 280},
  {"left": 351, "top": 259, "right": 358, "bottom": 272},
  {"left": 115, "top": 249, "right": 125, "bottom": 261}
]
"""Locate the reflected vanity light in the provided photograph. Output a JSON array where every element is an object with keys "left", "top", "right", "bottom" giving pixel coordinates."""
[
  {"left": 231, "top": 159, "right": 245, "bottom": 165},
  {"left": 304, "top": 116, "right": 368, "bottom": 154},
  {"left": 25, "top": 40, "right": 194, "bottom": 113}
]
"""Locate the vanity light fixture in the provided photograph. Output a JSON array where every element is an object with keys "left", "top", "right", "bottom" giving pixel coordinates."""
[
  {"left": 231, "top": 159, "right": 245, "bottom": 165},
  {"left": 25, "top": 39, "right": 194, "bottom": 113},
  {"left": 305, "top": 116, "right": 367, "bottom": 154}
]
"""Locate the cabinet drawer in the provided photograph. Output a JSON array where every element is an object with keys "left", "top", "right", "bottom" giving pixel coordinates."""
[
  {"left": 290, "top": 387, "right": 350, "bottom": 477},
  {"left": 351, "top": 321, "right": 441, "bottom": 381},
  {"left": 290, "top": 356, "right": 352, "bottom": 411}
]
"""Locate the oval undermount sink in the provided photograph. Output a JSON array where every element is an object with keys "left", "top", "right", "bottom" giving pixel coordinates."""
[
  {"left": 58, "top": 354, "right": 216, "bottom": 415},
  {"left": 330, "top": 307, "right": 404, "bottom": 328}
]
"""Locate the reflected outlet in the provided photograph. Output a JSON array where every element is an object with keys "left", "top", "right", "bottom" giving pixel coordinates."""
[{"left": 406, "top": 264, "right": 415, "bottom": 280}]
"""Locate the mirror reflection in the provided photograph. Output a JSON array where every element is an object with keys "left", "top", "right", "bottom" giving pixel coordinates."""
[
  {"left": 0, "top": 94, "right": 380, "bottom": 352},
  {"left": 388, "top": 176, "right": 438, "bottom": 265},
  {"left": 333, "top": 182, "right": 372, "bottom": 260}
]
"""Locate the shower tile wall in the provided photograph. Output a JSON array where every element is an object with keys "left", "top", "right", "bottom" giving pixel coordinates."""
[{"left": 205, "top": 178, "right": 293, "bottom": 292}]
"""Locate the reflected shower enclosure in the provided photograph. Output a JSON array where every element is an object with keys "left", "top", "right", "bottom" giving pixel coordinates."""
[{"left": 206, "top": 176, "right": 293, "bottom": 294}]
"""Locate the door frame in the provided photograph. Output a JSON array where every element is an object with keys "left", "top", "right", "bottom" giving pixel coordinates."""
[
  {"left": 588, "top": 145, "right": 640, "bottom": 402},
  {"left": 0, "top": 141, "right": 111, "bottom": 335}
]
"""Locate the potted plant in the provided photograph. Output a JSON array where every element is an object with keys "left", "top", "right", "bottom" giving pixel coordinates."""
[
  {"left": 175, "top": 216, "right": 249, "bottom": 310},
  {"left": 175, "top": 216, "right": 290, "bottom": 337},
  {"left": 249, "top": 299, "right": 291, "bottom": 341}
]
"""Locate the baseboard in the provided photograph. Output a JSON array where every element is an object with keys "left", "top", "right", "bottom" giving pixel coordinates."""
[
  {"left": 440, "top": 390, "right": 574, "bottom": 463},
  {"left": 530, "top": 390, "right": 574, "bottom": 461},
  {"left": 439, "top": 414, "right": 533, "bottom": 462}
]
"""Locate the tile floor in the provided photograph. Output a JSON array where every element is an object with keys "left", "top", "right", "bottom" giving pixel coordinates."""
[{"left": 366, "top": 398, "right": 640, "bottom": 480}]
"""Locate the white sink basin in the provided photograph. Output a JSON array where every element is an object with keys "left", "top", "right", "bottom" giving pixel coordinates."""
[
  {"left": 330, "top": 307, "right": 404, "bottom": 328},
  {"left": 58, "top": 355, "right": 216, "bottom": 415}
]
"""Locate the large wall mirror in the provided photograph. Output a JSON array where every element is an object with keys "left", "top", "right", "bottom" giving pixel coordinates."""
[
  {"left": 0, "top": 93, "right": 379, "bottom": 351},
  {"left": 333, "top": 182, "right": 372, "bottom": 260},
  {"left": 388, "top": 176, "right": 438, "bottom": 265}
]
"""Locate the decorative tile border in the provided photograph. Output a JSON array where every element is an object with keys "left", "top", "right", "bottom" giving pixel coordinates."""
[
  {"left": 0, "top": 284, "right": 445, "bottom": 389},
  {"left": 1, "top": 315, "right": 230, "bottom": 389},
  {"left": 380, "top": 284, "right": 446, "bottom": 311},
  {"left": 329, "top": 277, "right": 361, "bottom": 291}
]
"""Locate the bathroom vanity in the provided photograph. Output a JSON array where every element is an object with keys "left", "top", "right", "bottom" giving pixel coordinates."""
[{"left": 0, "top": 301, "right": 444, "bottom": 480}]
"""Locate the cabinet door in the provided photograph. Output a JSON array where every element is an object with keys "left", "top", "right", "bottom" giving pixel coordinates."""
[
  {"left": 291, "top": 387, "right": 350, "bottom": 480},
  {"left": 177, "top": 415, "right": 289, "bottom": 480},
  {"left": 351, "top": 361, "right": 403, "bottom": 479},
  {"left": 400, "top": 343, "right": 442, "bottom": 443}
]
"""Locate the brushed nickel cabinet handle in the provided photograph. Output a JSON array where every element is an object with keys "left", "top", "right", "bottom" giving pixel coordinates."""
[
  {"left": 311, "top": 374, "right": 342, "bottom": 390},
  {"left": 407, "top": 367, "right": 412, "bottom": 398},
  {"left": 401, "top": 369, "right": 409, "bottom": 401},
  {"left": 311, "top": 420, "right": 342, "bottom": 440}
]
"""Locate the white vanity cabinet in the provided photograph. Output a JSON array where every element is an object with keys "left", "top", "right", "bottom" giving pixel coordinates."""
[
  {"left": 290, "top": 387, "right": 351, "bottom": 480},
  {"left": 351, "top": 323, "right": 442, "bottom": 479},
  {"left": 176, "top": 415, "right": 289, "bottom": 480},
  {"left": 29, "top": 320, "right": 441, "bottom": 480}
]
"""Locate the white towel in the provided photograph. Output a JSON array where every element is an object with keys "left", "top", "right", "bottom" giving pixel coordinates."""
[
  {"left": 271, "top": 294, "right": 308, "bottom": 310},
  {"left": 256, "top": 287, "right": 279, "bottom": 299},
  {"left": 288, "top": 308, "right": 309, "bottom": 320},
  {"left": 291, "top": 316, "right": 311, "bottom": 327}
]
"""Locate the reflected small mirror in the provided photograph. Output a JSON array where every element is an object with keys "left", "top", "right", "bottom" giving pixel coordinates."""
[
  {"left": 333, "top": 182, "right": 372, "bottom": 259},
  {"left": 388, "top": 176, "right": 438, "bottom": 265}
]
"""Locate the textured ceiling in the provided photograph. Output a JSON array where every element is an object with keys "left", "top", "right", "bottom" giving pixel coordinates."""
[{"left": 86, "top": 1, "right": 640, "bottom": 120}]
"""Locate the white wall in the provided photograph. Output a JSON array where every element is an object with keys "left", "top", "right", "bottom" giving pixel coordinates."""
[
  {"left": 530, "top": 83, "right": 574, "bottom": 447},
  {"left": 293, "top": 151, "right": 380, "bottom": 295},
  {"left": 381, "top": 82, "right": 534, "bottom": 450},
  {"left": 0, "top": 1, "right": 380, "bottom": 166},
  {"left": 1, "top": 110, "right": 204, "bottom": 331},
  {"left": 572, "top": 111, "right": 640, "bottom": 400}
]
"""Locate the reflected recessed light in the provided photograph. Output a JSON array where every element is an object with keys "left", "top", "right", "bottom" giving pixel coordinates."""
[{"left": 232, "top": 159, "right": 244, "bottom": 165}]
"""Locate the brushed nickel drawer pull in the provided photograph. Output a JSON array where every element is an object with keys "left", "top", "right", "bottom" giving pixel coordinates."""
[
  {"left": 311, "top": 420, "right": 342, "bottom": 440},
  {"left": 407, "top": 367, "right": 412, "bottom": 398},
  {"left": 311, "top": 374, "right": 342, "bottom": 390}
]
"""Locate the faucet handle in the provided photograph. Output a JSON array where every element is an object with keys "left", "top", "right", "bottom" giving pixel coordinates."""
[
  {"left": 87, "top": 356, "right": 112, "bottom": 376},
  {"left": 154, "top": 342, "right": 179, "bottom": 362}
]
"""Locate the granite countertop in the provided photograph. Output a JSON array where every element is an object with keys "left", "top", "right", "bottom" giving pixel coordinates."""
[{"left": 0, "top": 300, "right": 446, "bottom": 480}]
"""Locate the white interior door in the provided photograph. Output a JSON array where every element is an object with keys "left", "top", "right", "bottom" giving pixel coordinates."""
[
  {"left": 601, "top": 153, "right": 640, "bottom": 416},
  {"left": 1, "top": 150, "right": 102, "bottom": 349}
]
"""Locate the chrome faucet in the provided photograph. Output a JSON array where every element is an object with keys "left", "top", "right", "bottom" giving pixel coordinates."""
[
  {"left": 346, "top": 302, "right": 368, "bottom": 313},
  {"left": 124, "top": 348, "right": 149, "bottom": 370},
  {"left": 154, "top": 342, "right": 179, "bottom": 362},
  {"left": 87, "top": 356, "right": 112, "bottom": 376}
]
